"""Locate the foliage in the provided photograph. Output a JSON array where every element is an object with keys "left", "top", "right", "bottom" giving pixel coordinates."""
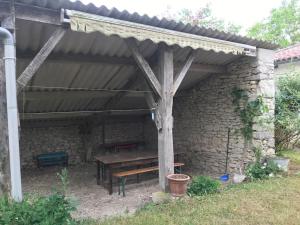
[
  {"left": 275, "top": 72, "right": 300, "bottom": 150},
  {"left": 161, "top": 4, "right": 241, "bottom": 34},
  {"left": 245, "top": 161, "right": 281, "bottom": 180},
  {"left": 0, "top": 169, "right": 77, "bottom": 225},
  {"left": 245, "top": 148, "right": 281, "bottom": 180},
  {"left": 247, "top": 0, "right": 300, "bottom": 47},
  {"left": 231, "top": 87, "right": 269, "bottom": 140},
  {"left": 0, "top": 194, "right": 77, "bottom": 225},
  {"left": 187, "top": 176, "right": 221, "bottom": 196},
  {"left": 57, "top": 168, "right": 70, "bottom": 195}
]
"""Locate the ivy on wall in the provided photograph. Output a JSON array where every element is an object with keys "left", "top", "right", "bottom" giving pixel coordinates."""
[{"left": 231, "top": 87, "right": 269, "bottom": 140}]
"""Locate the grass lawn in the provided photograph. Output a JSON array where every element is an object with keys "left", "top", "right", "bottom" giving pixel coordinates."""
[{"left": 81, "top": 151, "right": 300, "bottom": 225}]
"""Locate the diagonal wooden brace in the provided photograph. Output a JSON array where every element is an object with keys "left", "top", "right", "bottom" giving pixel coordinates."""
[{"left": 17, "top": 27, "right": 66, "bottom": 94}]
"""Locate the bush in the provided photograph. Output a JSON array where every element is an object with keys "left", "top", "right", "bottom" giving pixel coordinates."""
[
  {"left": 0, "top": 193, "right": 77, "bottom": 225},
  {"left": 187, "top": 176, "right": 221, "bottom": 196},
  {"left": 275, "top": 72, "right": 300, "bottom": 150},
  {"left": 0, "top": 169, "right": 77, "bottom": 225},
  {"left": 245, "top": 161, "right": 281, "bottom": 180}
]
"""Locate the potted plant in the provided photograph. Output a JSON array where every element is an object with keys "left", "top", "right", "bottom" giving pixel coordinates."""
[{"left": 167, "top": 174, "right": 190, "bottom": 197}]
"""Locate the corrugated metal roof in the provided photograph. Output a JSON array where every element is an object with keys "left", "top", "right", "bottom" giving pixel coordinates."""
[
  {"left": 12, "top": 0, "right": 277, "bottom": 49},
  {"left": 1, "top": 0, "right": 275, "bottom": 119}
]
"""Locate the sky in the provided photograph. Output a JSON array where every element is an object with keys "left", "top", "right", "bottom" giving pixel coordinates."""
[{"left": 71, "top": 0, "right": 283, "bottom": 33}]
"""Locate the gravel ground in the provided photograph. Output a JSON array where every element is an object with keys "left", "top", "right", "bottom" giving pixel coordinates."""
[{"left": 22, "top": 164, "right": 160, "bottom": 219}]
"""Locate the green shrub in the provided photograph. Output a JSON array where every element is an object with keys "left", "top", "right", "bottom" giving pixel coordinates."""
[
  {"left": 245, "top": 161, "right": 281, "bottom": 180},
  {"left": 0, "top": 193, "right": 77, "bottom": 225},
  {"left": 0, "top": 169, "right": 77, "bottom": 225},
  {"left": 187, "top": 176, "right": 221, "bottom": 196}
]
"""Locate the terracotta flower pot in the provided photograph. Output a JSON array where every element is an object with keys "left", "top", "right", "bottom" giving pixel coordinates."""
[{"left": 167, "top": 174, "right": 190, "bottom": 197}]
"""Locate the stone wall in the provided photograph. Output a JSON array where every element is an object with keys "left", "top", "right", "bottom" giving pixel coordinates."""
[
  {"left": 171, "top": 49, "right": 275, "bottom": 176},
  {"left": 20, "top": 126, "right": 84, "bottom": 168},
  {"left": 20, "top": 119, "right": 145, "bottom": 168}
]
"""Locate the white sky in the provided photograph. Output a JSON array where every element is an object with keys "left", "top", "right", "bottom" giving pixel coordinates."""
[{"left": 72, "top": 0, "right": 283, "bottom": 33}]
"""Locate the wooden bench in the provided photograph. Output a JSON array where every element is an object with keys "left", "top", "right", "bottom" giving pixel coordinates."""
[
  {"left": 36, "top": 151, "right": 68, "bottom": 168},
  {"left": 113, "top": 162, "right": 184, "bottom": 196}
]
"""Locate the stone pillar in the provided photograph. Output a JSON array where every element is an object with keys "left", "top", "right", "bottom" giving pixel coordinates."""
[
  {"left": 0, "top": 45, "right": 10, "bottom": 195},
  {"left": 253, "top": 48, "right": 276, "bottom": 156}
]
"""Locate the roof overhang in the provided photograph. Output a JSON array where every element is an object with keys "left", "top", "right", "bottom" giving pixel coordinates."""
[{"left": 65, "top": 9, "right": 256, "bottom": 57}]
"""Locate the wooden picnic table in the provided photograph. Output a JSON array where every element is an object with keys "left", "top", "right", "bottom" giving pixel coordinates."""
[{"left": 95, "top": 150, "right": 183, "bottom": 194}]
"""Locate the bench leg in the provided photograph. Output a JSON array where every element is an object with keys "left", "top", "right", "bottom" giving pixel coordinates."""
[{"left": 118, "top": 178, "right": 121, "bottom": 195}]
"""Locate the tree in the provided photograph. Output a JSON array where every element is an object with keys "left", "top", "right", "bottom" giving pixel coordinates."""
[
  {"left": 161, "top": 4, "right": 242, "bottom": 34},
  {"left": 247, "top": 0, "right": 300, "bottom": 47},
  {"left": 275, "top": 72, "right": 300, "bottom": 150}
]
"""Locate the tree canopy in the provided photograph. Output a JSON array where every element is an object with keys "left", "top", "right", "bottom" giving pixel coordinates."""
[
  {"left": 247, "top": 0, "right": 300, "bottom": 47},
  {"left": 161, "top": 4, "right": 241, "bottom": 34}
]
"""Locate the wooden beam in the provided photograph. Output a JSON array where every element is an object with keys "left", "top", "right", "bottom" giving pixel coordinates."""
[
  {"left": 21, "top": 90, "right": 144, "bottom": 101},
  {"left": 157, "top": 46, "right": 174, "bottom": 191},
  {"left": 173, "top": 51, "right": 196, "bottom": 95},
  {"left": 125, "top": 39, "right": 162, "bottom": 97},
  {"left": 17, "top": 51, "right": 136, "bottom": 66},
  {"left": 21, "top": 109, "right": 151, "bottom": 120},
  {"left": 0, "top": 2, "right": 63, "bottom": 25},
  {"left": 17, "top": 50, "right": 226, "bottom": 74},
  {"left": 17, "top": 28, "right": 66, "bottom": 94}
]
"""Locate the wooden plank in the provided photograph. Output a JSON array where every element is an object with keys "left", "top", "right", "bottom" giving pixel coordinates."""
[
  {"left": 157, "top": 45, "right": 174, "bottom": 191},
  {"left": 125, "top": 39, "right": 162, "bottom": 97},
  {"left": 17, "top": 28, "right": 66, "bottom": 94},
  {"left": 173, "top": 51, "right": 196, "bottom": 95},
  {"left": 0, "top": 2, "right": 63, "bottom": 25}
]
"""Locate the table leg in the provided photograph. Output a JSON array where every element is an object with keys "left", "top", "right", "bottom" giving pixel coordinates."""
[
  {"left": 109, "top": 167, "right": 113, "bottom": 195},
  {"left": 97, "top": 161, "right": 100, "bottom": 185}
]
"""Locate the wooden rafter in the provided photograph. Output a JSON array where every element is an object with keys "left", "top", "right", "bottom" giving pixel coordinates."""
[
  {"left": 17, "top": 27, "right": 66, "bottom": 94},
  {"left": 0, "top": 2, "right": 63, "bottom": 25},
  {"left": 173, "top": 51, "right": 196, "bottom": 95},
  {"left": 125, "top": 39, "right": 162, "bottom": 98},
  {"left": 17, "top": 50, "right": 226, "bottom": 74}
]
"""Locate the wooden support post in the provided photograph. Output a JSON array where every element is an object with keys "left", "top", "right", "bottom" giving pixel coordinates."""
[
  {"left": 127, "top": 40, "right": 195, "bottom": 191},
  {"left": 0, "top": 42, "right": 10, "bottom": 196},
  {"left": 0, "top": 2, "right": 16, "bottom": 197},
  {"left": 157, "top": 46, "right": 174, "bottom": 191},
  {"left": 80, "top": 122, "right": 93, "bottom": 162},
  {"left": 17, "top": 27, "right": 66, "bottom": 94}
]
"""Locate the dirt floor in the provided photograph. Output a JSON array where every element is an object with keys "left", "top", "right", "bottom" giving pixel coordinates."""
[{"left": 22, "top": 164, "right": 160, "bottom": 219}]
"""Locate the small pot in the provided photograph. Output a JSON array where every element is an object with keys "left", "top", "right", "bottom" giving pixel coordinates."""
[{"left": 167, "top": 174, "right": 190, "bottom": 197}]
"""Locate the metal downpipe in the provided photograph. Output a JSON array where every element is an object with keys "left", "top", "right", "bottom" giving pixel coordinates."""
[{"left": 0, "top": 27, "right": 22, "bottom": 201}]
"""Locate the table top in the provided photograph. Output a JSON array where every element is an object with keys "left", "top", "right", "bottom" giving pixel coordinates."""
[{"left": 95, "top": 150, "right": 183, "bottom": 165}]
